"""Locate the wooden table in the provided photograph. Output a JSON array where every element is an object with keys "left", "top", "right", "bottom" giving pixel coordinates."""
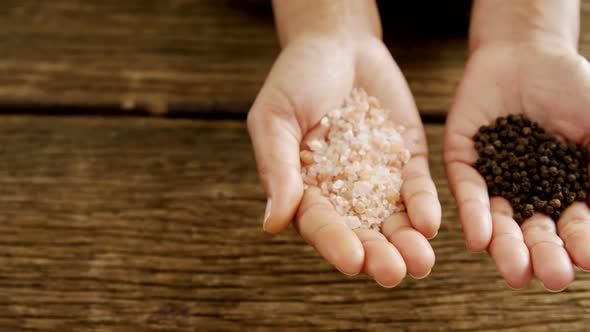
[{"left": 1, "top": 1, "right": 590, "bottom": 331}]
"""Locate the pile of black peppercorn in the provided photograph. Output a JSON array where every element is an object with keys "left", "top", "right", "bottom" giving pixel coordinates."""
[{"left": 473, "top": 114, "right": 589, "bottom": 223}]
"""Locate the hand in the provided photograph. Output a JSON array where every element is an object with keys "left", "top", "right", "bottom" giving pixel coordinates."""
[
  {"left": 444, "top": 42, "right": 590, "bottom": 291},
  {"left": 247, "top": 34, "right": 441, "bottom": 286}
]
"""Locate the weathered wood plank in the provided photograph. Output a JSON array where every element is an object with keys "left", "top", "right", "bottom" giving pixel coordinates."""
[
  {"left": 0, "top": 0, "right": 466, "bottom": 117},
  {"left": 0, "top": 1, "right": 587, "bottom": 117},
  {"left": 0, "top": 116, "right": 588, "bottom": 331}
]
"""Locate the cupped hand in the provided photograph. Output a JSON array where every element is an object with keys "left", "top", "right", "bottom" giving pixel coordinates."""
[
  {"left": 444, "top": 42, "right": 590, "bottom": 291},
  {"left": 247, "top": 35, "right": 441, "bottom": 286}
]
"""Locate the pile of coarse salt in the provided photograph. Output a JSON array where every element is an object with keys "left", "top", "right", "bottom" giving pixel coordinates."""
[{"left": 300, "top": 88, "right": 410, "bottom": 230}]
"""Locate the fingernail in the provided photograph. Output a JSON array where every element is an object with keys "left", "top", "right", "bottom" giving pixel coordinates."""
[
  {"left": 335, "top": 266, "right": 359, "bottom": 277},
  {"left": 427, "top": 230, "right": 438, "bottom": 240},
  {"left": 376, "top": 280, "right": 399, "bottom": 289},
  {"left": 542, "top": 284, "right": 568, "bottom": 293},
  {"left": 409, "top": 268, "right": 432, "bottom": 280},
  {"left": 505, "top": 282, "right": 525, "bottom": 290},
  {"left": 263, "top": 198, "right": 272, "bottom": 231}
]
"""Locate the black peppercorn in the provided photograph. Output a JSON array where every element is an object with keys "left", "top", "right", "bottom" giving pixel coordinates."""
[
  {"left": 566, "top": 192, "right": 577, "bottom": 204},
  {"left": 549, "top": 198, "right": 562, "bottom": 209},
  {"left": 473, "top": 115, "right": 589, "bottom": 223},
  {"left": 484, "top": 145, "right": 495, "bottom": 155},
  {"left": 497, "top": 118, "right": 508, "bottom": 126},
  {"left": 522, "top": 127, "right": 532, "bottom": 136},
  {"left": 534, "top": 199, "right": 547, "bottom": 211},
  {"left": 559, "top": 143, "right": 568, "bottom": 151},
  {"left": 511, "top": 197, "right": 521, "bottom": 206},
  {"left": 522, "top": 204, "right": 535, "bottom": 218},
  {"left": 492, "top": 166, "right": 502, "bottom": 175},
  {"left": 553, "top": 192, "right": 564, "bottom": 201},
  {"left": 544, "top": 205, "right": 555, "bottom": 216}
]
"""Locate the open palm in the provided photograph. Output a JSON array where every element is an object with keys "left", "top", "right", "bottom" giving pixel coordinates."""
[
  {"left": 248, "top": 36, "right": 441, "bottom": 286},
  {"left": 444, "top": 44, "right": 590, "bottom": 291}
]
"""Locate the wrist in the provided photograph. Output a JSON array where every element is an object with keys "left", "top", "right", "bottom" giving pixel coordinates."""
[
  {"left": 469, "top": 0, "right": 579, "bottom": 55},
  {"left": 272, "top": 0, "right": 382, "bottom": 48}
]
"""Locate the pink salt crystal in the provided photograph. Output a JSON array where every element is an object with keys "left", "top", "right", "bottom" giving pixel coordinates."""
[
  {"left": 300, "top": 88, "right": 410, "bottom": 231},
  {"left": 332, "top": 180, "right": 345, "bottom": 190},
  {"left": 300, "top": 150, "right": 314, "bottom": 165},
  {"left": 308, "top": 139, "right": 324, "bottom": 152}
]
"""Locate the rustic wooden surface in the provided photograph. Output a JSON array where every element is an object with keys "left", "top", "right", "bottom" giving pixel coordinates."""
[
  {"left": 0, "top": 117, "right": 588, "bottom": 331},
  {"left": 0, "top": 0, "right": 587, "bottom": 117},
  {"left": 0, "top": 0, "right": 466, "bottom": 117},
  {"left": 2, "top": 1, "right": 590, "bottom": 331}
]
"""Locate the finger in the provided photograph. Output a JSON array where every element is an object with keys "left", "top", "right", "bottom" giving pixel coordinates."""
[
  {"left": 558, "top": 202, "right": 590, "bottom": 271},
  {"left": 488, "top": 198, "right": 532, "bottom": 289},
  {"left": 522, "top": 214, "right": 575, "bottom": 291},
  {"left": 381, "top": 213, "right": 435, "bottom": 279},
  {"left": 354, "top": 228, "right": 406, "bottom": 287},
  {"left": 445, "top": 161, "right": 492, "bottom": 252},
  {"left": 295, "top": 187, "right": 364, "bottom": 276},
  {"left": 401, "top": 152, "right": 441, "bottom": 239},
  {"left": 247, "top": 91, "right": 304, "bottom": 234}
]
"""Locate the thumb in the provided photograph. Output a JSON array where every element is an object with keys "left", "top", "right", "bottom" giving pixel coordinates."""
[{"left": 247, "top": 88, "right": 305, "bottom": 234}]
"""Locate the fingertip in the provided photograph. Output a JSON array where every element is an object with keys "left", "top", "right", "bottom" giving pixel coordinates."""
[
  {"left": 565, "top": 233, "right": 590, "bottom": 271},
  {"left": 372, "top": 258, "right": 406, "bottom": 288},
  {"left": 419, "top": 214, "right": 441, "bottom": 240},
  {"left": 446, "top": 161, "right": 492, "bottom": 252},
  {"left": 376, "top": 278, "right": 402, "bottom": 289},
  {"left": 466, "top": 239, "right": 489, "bottom": 253},
  {"left": 490, "top": 237, "right": 532, "bottom": 289},
  {"left": 409, "top": 267, "right": 432, "bottom": 280},
  {"left": 465, "top": 229, "right": 492, "bottom": 252},
  {"left": 318, "top": 225, "right": 365, "bottom": 276},
  {"left": 410, "top": 200, "right": 442, "bottom": 240},
  {"left": 538, "top": 267, "right": 574, "bottom": 292},
  {"left": 462, "top": 206, "right": 493, "bottom": 252},
  {"left": 558, "top": 203, "right": 590, "bottom": 271},
  {"left": 542, "top": 284, "right": 569, "bottom": 293},
  {"left": 360, "top": 234, "right": 406, "bottom": 288},
  {"left": 335, "top": 244, "right": 365, "bottom": 276},
  {"left": 400, "top": 234, "right": 435, "bottom": 278},
  {"left": 263, "top": 220, "right": 286, "bottom": 234},
  {"left": 382, "top": 213, "right": 435, "bottom": 279},
  {"left": 532, "top": 245, "right": 575, "bottom": 292}
]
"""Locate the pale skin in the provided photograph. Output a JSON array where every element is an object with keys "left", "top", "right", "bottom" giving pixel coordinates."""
[
  {"left": 248, "top": 0, "right": 589, "bottom": 290},
  {"left": 446, "top": 0, "right": 590, "bottom": 291}
]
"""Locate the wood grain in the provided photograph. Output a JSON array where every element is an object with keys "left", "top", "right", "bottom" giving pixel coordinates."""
[
  {"left": 0, "top": 1, "right": 588, "bottom": 117},
  {"left": 0, "top": 116, "right": 589, "bottom": 331}
]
